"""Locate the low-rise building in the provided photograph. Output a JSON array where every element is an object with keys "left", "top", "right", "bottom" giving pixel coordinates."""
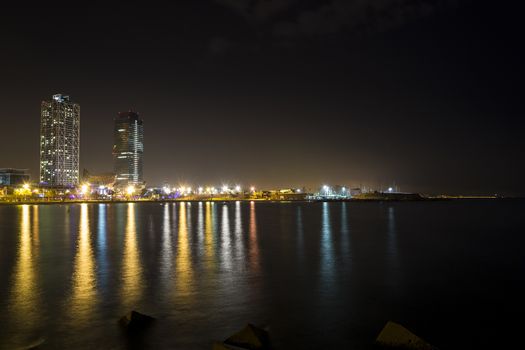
[{"left": 0, "top": 168, "right": 30, "bottom": 186}]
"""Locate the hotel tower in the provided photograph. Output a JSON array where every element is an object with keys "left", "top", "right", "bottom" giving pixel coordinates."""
[
  {"left": 39, "top": 94, "right": 80, "bottom": 186},
  {"left": 113, "top": 110, "right": 144, "bottom": 188}
]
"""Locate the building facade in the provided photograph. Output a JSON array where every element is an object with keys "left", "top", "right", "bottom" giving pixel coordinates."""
[
  {"left": 39, "top": 94, "right": 80, "bottom": 186},
  {"left": 113, "top": 111, "right": 144, "bottom": 188},
  {"left": 0, "top": 168, "right": 30, "bottom": 186}
]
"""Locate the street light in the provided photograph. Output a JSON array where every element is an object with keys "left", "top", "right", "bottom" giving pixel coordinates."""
[
  {"left": 126, "top": 185, "right": 135, "bottom": 196},
  {"left": 80, "top": 184, "right": 89, "bottom": 195}
]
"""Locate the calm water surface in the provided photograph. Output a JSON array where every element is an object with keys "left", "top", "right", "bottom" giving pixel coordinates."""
[{"left": 0, "top": 201, "right": 524, "bottom": 349}]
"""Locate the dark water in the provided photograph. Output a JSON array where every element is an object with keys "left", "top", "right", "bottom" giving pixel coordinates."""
[{"left": 0, "top": 201, "right": 524, "bottom": 349}]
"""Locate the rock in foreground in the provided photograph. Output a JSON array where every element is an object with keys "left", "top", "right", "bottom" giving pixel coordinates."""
[
  {"left": 215, "top": 324, "right": 270, "bottom": 350},
  {"left": 376, "top": 321, "right": 435, "bottom": 350},
  {"left": 119, "top": 311, "right": 155, "bottom": 331}
]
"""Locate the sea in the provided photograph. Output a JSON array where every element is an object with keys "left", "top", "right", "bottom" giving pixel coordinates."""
[{"left": 0, "top": 200, "right": 524, "bottom": 349}]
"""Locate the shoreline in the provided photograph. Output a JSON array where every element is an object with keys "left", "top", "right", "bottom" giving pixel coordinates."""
[{"left": 0, "top": 197, "right": 517, "bottom": 206}]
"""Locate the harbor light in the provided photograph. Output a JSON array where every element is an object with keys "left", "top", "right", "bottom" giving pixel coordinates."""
[
  {"left": 388, "top": 187, "right": 393, "bottom": 193},
  {"left": 80, "top": 184, "right": 89, "bottom": 194},
  {"left": 250, "top": 186, "right": 255, "bottom": 192},
  {"left": 235, "top": 185, "right": 241, "bottom": 192},
  {"left": 126, "top": 185, "right": 135, "bottom": 196},
  {"left": 23, "top": 183, "right": 30, "bottom": 190}
]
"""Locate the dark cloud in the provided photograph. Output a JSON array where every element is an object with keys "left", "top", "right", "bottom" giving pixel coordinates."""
[
  {"left": 215, "top": 0, "right": 460, "bottom": 39},
  {"left": 214, "top": 0, "right": 299, "bottom": 22},
  {"left": 209, "top": 36, "right": 236, "bottom": 55}
]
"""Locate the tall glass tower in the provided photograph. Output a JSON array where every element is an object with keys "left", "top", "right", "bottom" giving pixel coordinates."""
[
  {"left": 39, "top": 94, "right": 80, "bottom": 186},
  {"left": 113, "top": 110, "right": 144, "bottom": 188}
]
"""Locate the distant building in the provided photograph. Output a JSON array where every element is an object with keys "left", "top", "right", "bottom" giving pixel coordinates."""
[
  {"left": 0, "top": 168, "right": 30, "bottom": 186},
  {"left": 39, "top": 94, "right": 80, "bottom": 186},
  {"left": 113, "top": 110, "right": 144, "bottom": 188},
  {"left": 270, "top": 189, "right": 309, "bottom": 201},
  {"left": 350, "top": 188, "right": 362, "bottom": 197},
  {"left": 82, "top": 169, "right": 115, "bottom": 187}
]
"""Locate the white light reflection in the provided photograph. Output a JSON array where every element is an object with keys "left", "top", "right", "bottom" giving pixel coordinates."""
[
  {"left": 197, "top": 202, "right": 204, "bottom": 254},
  {"left": 161, "top": 203, "right": 173, "bottom": 289},
  {"left": 221, "top": 204, "right": 231, "bottom": 270},
  {"left": 234, "top": 201, "right": 244, "bottom": 264},
  {"left": 320, "top": 202, "right": 335, "bottom": 290}
]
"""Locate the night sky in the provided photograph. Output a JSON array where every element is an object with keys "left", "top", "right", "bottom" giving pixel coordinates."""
[{"left": 0, "top": 0, "right": 523, "bottom": 195}]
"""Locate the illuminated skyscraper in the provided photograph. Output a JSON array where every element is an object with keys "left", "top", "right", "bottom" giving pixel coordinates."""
[
  {"left": 113, "top": 111, "right": 144, "bottom": 188},
  {"left": 39, "top": 94, "right": 80, "bottom": 186}
]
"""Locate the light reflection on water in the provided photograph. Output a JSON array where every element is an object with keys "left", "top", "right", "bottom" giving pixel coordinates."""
[
  {"left": 204, "top": 202, "right": 216, "bottom": 273},
  {"left": 97, "top": 204, "right": 108, "bottom": 284},
  {"left": 122, "top": 203, "right": 142, "bottom": 308},
  {"left": 7, "top": 205, "right": 40, "bottom": 346},
  {"left": 296, "top": 205, "right": 304, "bottom": 261},
  {"left": 70, "top": 204, "right": 96, "bottom": 322},
  {"left": 175, "top": 202, "right": 193, "bottom": 300},
  {"left": 221, "top": 204, "right": 231, "bottom": 271},
  {"left": 386, "top": 206, "right": 401, "bottom": 292},
  {"left": 320, "top": 202, "right": 334, "bottom": 288},
  {"left": 234, "top": 201, "right": 245, "bottom": 266},
  {"left": 197, "top": 202, "right": 204, "bottom": 249},
  {"left": 340, "top": 202, "right": 350, "bottom": 259},
  {"left": 249, "top": 201, "right": 259, "bottom": 271},
  {"left": 161, "top": 204, "right": 173, "bottom": 294},
  {"left": 1, "top": 201, "right": 516, "bottom": 349}
]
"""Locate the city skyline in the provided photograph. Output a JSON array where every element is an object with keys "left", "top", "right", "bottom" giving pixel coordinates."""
[
  {"left": 0, "top": 1, "right": 524, "bottom": 195},
  {"left": 1, "top": 3, "right": 524, "bottom": 350}
]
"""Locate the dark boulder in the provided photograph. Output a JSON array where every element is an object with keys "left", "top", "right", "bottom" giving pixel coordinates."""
[
  {"left": 119, "top": 310, "right": 155, "bottom": 331},
  {"left": 375, "top": 321, "right": 435, "bottom": 349},
  {"left": 223, "top": 324, "right": 270, "bottom": 350}
]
